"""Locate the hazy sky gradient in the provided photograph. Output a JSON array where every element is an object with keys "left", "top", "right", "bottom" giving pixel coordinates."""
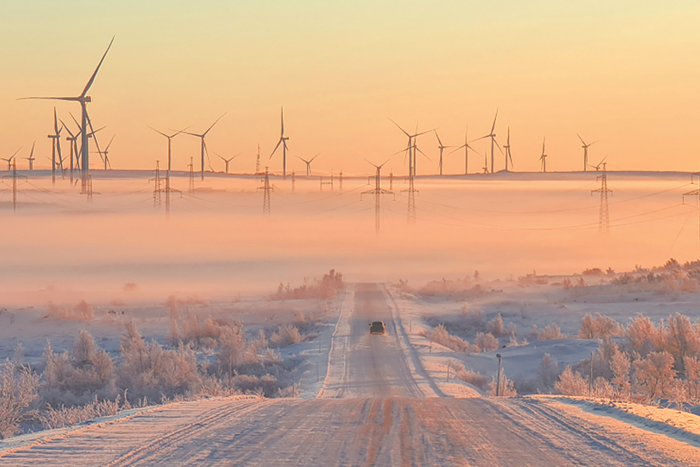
[{"left": 1, "top": 1, "right": 699, "bottom": 175}]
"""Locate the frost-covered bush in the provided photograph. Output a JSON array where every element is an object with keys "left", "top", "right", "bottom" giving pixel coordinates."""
[
  {"left": 40, "top": 393, "right": 131, "bottom": 430},
  {"left": 474, "top": 332, "right": 499, "bottom": 352},
  {"left": 269, "top": 324, "right": 302, "bottom": 348},
  {"left": 554, "top": 366, "right": 588, "bottom": 396},
  {"left": 453, "top": 363, "right": 488, "bottom": 391},
  {"left": 578, "top": 313, "right": 624, "bottom": 339},
  {"left": 44, "top": 300, "right": 94, "bottom": 321},
  {"left": 425, "top": 324, "right": 470, "bottom": 352},
  {"left": 537, "top": 323, "right": 563, "bottom": 340},
  {"left": 0, "top": 361, "right": 40, "bottom": 439},
  {"left": 633, "top": 351, "right": 677, "bottom": 401},
  {"left": 488, "top": 373, "right": 517, "bottom": 397}
]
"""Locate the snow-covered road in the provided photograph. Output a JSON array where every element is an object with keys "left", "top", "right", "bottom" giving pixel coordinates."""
[{"left": 2, "top": 284, "right": 699, "bottom": 466}]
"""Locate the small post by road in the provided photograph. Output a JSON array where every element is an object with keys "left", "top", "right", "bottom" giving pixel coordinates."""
[
  {"left": 496, "top": 353, "right": 502, "bottom": 397},
  {"left": 589, "top": 351, "right": 594, "bottom": 395}
]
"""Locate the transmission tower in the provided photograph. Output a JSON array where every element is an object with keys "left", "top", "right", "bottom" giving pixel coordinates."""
[
  {"left": 255, "top": 144, "right": 261, "bottom": 174},
  {"left": 361, "top": 161, "right": 394, "bottom": 234},
  {"left": 151, "top": 160, "right": 162, "bottom": 207},
  {"left": 683, "top": 170, "right": 700, "bottom": 242},
  {"left": 339, "top": 171, "right": 343, "bottom": 191},
  {"left": 3, "top": 160, "right": 26, "bottom": 212},
  {"left": 402, "top": 144, "right": 419, "bottom": 224},
  {"left": 258, "top": 167, "right": 273, "bottom": 214},
  {"left": 188, "top": 157, "right": 195, "bottom": 193},
  {"left": 320, "top": 173, "right": 333, "bottom": 191},
  {"left": 591, "top": 162, "right": 612, "bottom": 233}
]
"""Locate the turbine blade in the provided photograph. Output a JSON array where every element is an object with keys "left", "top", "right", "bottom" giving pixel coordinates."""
[
  {"left": 577, "top": 133, "right": 586, "bottom": 145},
  {"left": 490, "top": 109, "right": 498, "bottom": 134},
  {"left": 280, "top": 107, "right": 284, "bottom": 136},
  {"left": 11, "top": 147, "right": 22, "bottom": 158},
  {"left": 204, "top": 112, "right": 226, "bottom": 136},
  {"left": 29, "top": 141, "right": 35, "bottom": 158},
  {"left": 447, "top": 144, "right": 466, "bottom": 155},
  {"left": 105, "top": 134, "right": 116, "bottom": 151},
  {"left": 310, "top": 153, "right": 320, "bottom": 163},
  {"left": 149, "top": 126, "right": 169, "bottom": 138},
  {"left": 269, "top": 139, "right": 282, "bottom": 159},
  {"left": 81, "top": 36, "right": 115, "bottom": 98},
  {"left": 434, "top": 129, "right": 443, "bottom": 147},
  {"left": 388, "top": 118, "right": 410, "bottom": 137}
]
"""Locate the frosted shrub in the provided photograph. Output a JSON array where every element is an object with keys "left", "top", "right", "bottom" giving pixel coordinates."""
[
  {"left": 270, "top": 324, "right": 302, "bottom": 348},
  {"left": 40, "top": 393, "right": 131, "bottom": 430},
  {"left": 538, "top": 323, "right": 563, "bottom": 340},
  {"left": 610, "top": 346, "right": 631, "bottom": 398},
  {"left": 487, "top": 314, "right": 506, "bottom": 337},
  {"left": 217, "top": 324, "right": 246, "bottom": 376},
  {"left": 425, "top": 324, "right": 470, "bottom": 352},
  {"left": 43, "top": 332, "right": 115, "bottom": 396},
  {"left": 685, "top": 356, "right": 700, "bottom": 401},
  {"left": 633, "top": 351, "right": 677, "bottom": 401},
  {"left": 578, "top": 313, "right": 623, "bottom": 339},
  {"left": 45, "top": 300, "right": 94, "bottom": 321},
  {"left": 453, "top": 363, "right": 488, "bottom": 391},
  {"left": 488, "top": 373, "right": 517, "bottom": 397},
  {"left": 666, "top": 312, "right": 700, "bottom": 373},
  {"left": 554, "top": 366, "right": 588, "bottom": 396},
  {"left": 474, "top": 332, "right": 499, "bottom": 352},
  {"left": 626, "top": 314, "right": 656, "bottom": 356},
  {"left": 0, "top": 362, "right": 39, "bottom": 439}
]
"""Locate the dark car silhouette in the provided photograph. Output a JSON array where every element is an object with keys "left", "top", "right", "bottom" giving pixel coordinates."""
[{"left": 369, "top": 321, "right": 386, "bottom": 335}]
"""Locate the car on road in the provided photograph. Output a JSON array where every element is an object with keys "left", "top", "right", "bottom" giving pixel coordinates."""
[{"left": 369, "top": 321, "right": 386, "bottom": 335}]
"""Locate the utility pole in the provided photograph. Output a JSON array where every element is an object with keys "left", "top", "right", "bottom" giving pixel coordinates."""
[
  {"left": 592, "top": 162, "right": 612, "bottom": 234},
  {"left": 389, "top": 172, "right": 394, "bottom": 191},
  {"left": 339, "top": 171, "right": 343, "bottom": 192},
  {"left": 259, "top": 167, "right": 272, "bottom": 214},
  {"left": 683, "top": 170, "right": 700, "bottom": 242},
  {"left": 495, "top": 353, "right": 502, "bottom": 397},
  {"left": 361, "top": 162, "right": 394, "bottom": 234},
  {"left": 291, "top": 170, "right": 296, "bottom": 191}
]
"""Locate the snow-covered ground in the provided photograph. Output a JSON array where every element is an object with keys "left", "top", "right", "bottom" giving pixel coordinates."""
[{"left": 4, "top": 283, "right": 700, "bottom": 465}]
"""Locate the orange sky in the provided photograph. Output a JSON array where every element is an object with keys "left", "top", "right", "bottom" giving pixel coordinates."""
[{"left": 1, "top": 1, "right": 699, "bottom": 176}]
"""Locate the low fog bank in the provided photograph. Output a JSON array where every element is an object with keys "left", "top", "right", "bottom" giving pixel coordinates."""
[{"left": 0, "top": 171, "right": 697, "bottom": 306}]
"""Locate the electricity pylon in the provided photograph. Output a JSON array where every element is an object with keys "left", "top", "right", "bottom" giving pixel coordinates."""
[
  {"left": 258, "top": 167, "right": 273, "bottom": 214},
  {"left": 188, "top": 157, "right": 195, "bottom": 193},
  {"left": 683, "top": 170, "right": 700, "bottom": 242},
  {"left": 150, "top": 160, "right": 162, "bottom": 206},
  {"left": 362, "top": 160, "right": 394, "bottom": 234},
  {"left": 592, "top": 162, "right": 612, "bottom": 233},
  {"left": 339, "top": 171, "right": 343, "bottom": 191},
  {"left": 3, "top": 160, "right": 26, "bottom": 212}
]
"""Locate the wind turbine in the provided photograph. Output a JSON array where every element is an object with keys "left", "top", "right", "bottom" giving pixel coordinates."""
[
  {"left": 216, "top": 153, "right": 239, "bottom": 174},
  {"left": 61, "top": 117, "right": 83, "bottom": 181},
  {"left": 539, "top": 137, "right": 548, "bottom": 172},
  {"left": 448, "top": 126, "right": 477, "bottom": 175},
  {"left": 184, "top": 113, "right": 225, "bottom": 181},
  {"left": 503, "top": 127, "right": 513, "bottom": 171},
  {"left": 476, "top": 110, "right": 501, "bottom": 173},
  {"left": 589, "top": 155, "right": 607, "bottom": 171},
  {"left": 577, "top": 134, "right": 598, "bottom": 172},
  {"left": 25, "top": 142, "right": 36, "bottom": 170},
  {"left": 297, "top": 153, "right": 320, "bottom": 176},
  {"left": 150, "top": 127, "right": 186, "bottom": 172},
  {"left": 1, "top": 148, "right": 21, "bottom": 171},
  {"left": 47, "top": 108, "right": 63, "bottom": 184},
  {"left": 20, "top": 36, "right": 115, "bottom": 194},
  {"left": 269, "top": 107, "right": 289, "bottom": 178},
  {"left": 390, "top": 119, "right": 431, "bottom": 177},
  {"left": 482, "top": 151, "right": 489, "bottom": 174},
  {"left": 95, "top": 134, "right": 115, "bottom": 170},
  {"left": 434, "top": 130, "right": 453, "bottom": 176}
]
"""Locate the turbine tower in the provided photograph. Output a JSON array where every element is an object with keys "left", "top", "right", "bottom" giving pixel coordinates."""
[
  {"left": 150, "top": 127, "right": 186, "bottom": 172},
  {"left": 361, "top": 159, "right": 394, "bottom": 234},
  {"left": 25, "top": 142, "right": 36, "bottom": 171},
  {"left": 47, "top": 109, "right": 63, "bottom": 184},
  {"left": 61, "top": 118, "right": 81, "bottom": 182},
  {"left": 297, "top": 154, "right": 319, "bottom": 176},
  {"left": 434, "top": 130, "right": 452, "bottom": 176},
  {"left": 20, "top": 37, "right": 115, "bottom": 194},
  {"left": 577, "top": 134, "right": 598, "bottom": 172},
  {"left": 448, "top": 126, "right": 476, "bottom": 175},
  {"left": 477, "top": 110, "right": 500, "bottom": 173},
  {"left": 95, "top": 134, "right": 116, "bottom": 170},
  {"left": 269, "top": 108, "right": 289, "bottom": 178},
  {"left": 539, "top": 137, "right": 548, "bottom": 173},
  {"left": 503, "top": 127, "right": 513, "bottom": 171},
  {"left": 184, "top": 113, "right": 225, "bottom": 181},
  {"left": 216, "top": 153, "right": 239, "bottom": 174},
  {"left": 390, "top": 119, "right": 431, "bottom": 178}
]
